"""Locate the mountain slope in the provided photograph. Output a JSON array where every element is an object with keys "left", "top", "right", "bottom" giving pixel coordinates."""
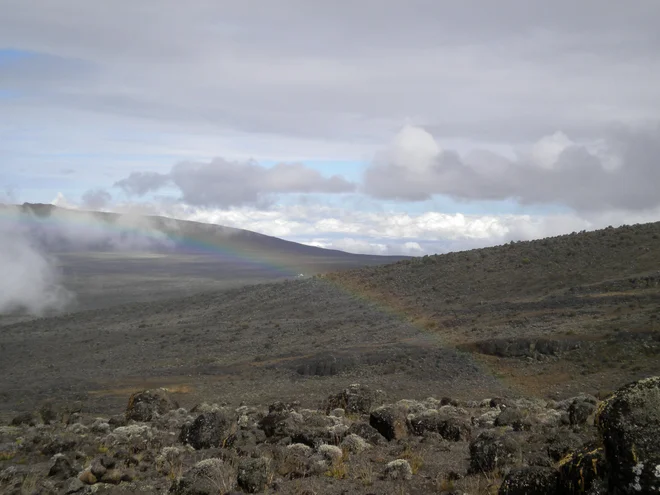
[{"left": 1, "top": 203, "right": 408, "bottom": 318}]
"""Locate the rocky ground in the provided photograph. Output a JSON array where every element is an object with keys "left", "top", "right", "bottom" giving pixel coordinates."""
[{"left": 1, "top": 377, "right": 659, "bottom": 494}]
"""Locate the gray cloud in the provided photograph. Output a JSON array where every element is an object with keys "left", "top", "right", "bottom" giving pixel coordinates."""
[
  {"left": 364, "top": 124, "right": 660, "bottom": 212},
  {"left": 115, "top": 159, "right": 355, "bottom": 208},
  {"left": 1, "top": 1, "right": 659, "bottom": 146},
  {"left": 81, "top": 188, "right": 112, "bottom": 209},
  {"left": 115, "top": 172, "right": 171, "bottom": 196}
]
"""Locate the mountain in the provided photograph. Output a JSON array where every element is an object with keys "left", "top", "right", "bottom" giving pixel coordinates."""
[
  {"left": 0, "top": 203, "right": 408, "bottom": 317},
  {"left": 1, "top": 220, "right": 659, "bottom": 423}
]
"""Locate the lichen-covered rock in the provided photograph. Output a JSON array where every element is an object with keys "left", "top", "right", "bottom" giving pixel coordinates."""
[
  {"left": 469, "top": 431, "right": 521, "bottom": 474},
  {"left": 347, "top": 422, "right": 385, "bottom": 445},
  {"left": 408, "top": 409, "right": 472, "bottom": 441},
  {"left": 499, "top": 466, "right": 559, "bottom": 494},
  {"left": 237, "top": 457, "right": 271, "bottom": 493},
  {"left": 384, "top": 459, "right": 413, "bottom": 481},
  {"left": 495, "top": 408, "right": 528, "bottom": 431},
  {"left": 126, "top": 388, "right": 179, "bottom": 422},
  {"left": 596, "top": 376, "right": 660, "bottom": 494},
  {"left": 323, "top": 383, "right": 385, "bottom": 415},
  {"left": 258, "top": 402, "right": 300, "bottom": 439},
  {"left": 558, "top": 447, "right": 606, "bottom": 495},
  {"left": 180, "top": 410, "right": 236, "bottom": 449},
  {"left": 370, "top": 404, "right": 408, "bottom": 441},
  {"left": 170, "top": 458, "right": 233, "bottom": 495}
]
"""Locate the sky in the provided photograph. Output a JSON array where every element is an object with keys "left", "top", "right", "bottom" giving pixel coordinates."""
[{"left": 2, "top": 1, "right": 660, "bottom": 255}]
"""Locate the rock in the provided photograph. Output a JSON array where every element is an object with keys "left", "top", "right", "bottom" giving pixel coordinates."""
[
  {"left": 596, "top": 376, "right": 660, "bottom": 493},
  {"left": 568, "top": 399, "right": 597, "bottom": 426},
  {"left": 10, "top": 412, "right": 37, "bottom": 426},
  {"left": 258, "top": 402, "right": 300, "bottom": 438},
  {"left": 370, "top": 404, "right": 408, "bottom": 441},
  {"left": 90, "top": 458, "right": 107, "bottom": 478},
  {"left": 48, "top": 454, "right": 76, "bottom": 480},
  {"left": 469, "top": 431, "right": 520, "bottom": 474},
  {"left": 384, "top": 459, "right": 413, "bottom": 481},
  {"left": 170, "top": 458, "right": 233, "bottom": 495},
  {"left": 65, "top": 477, "right": 85, "bottom": 493},
  {"left": 237, "top": 457, "right": 271, "bottom": 493},
  {"left": 346, "top": 422, "right": 385, "bottom": 445},
  {"left": 79, "top": 470, "right": 97, "bottom": 485},
  {"left": 329, "top": 408, "right": 345, "bottom": 418},
  {"left": 100, "top": 469, "right": 123, "bottom": 484},
  {"left": 558, "top": 447, "right": 606, "bottom": 494},
  {"left": 126, "top": 388, "right": 179, "bottom": 422},
  {"left": 323, "top": 383, "right": 385, "bottom": 415},
  {"left": 476, "top": 410, "right": 500, "bottom": 428},
  {"left": 545, "top": 431, "right": 589, "bottom": 462},
  {"left": 340, "top": 433, "right": 371, "bottom": 454},
  {"left": 180, "top": 410, "right": 236, "bottom": 449},
  {"left": 499, "top": 466, "right": 559, "bottom": 494},
  {"left": 495, "top": 408, "right": 527, "bottom": 431},
  {"left": 407, "top": 410, "right": 472, "bottom": 441}
]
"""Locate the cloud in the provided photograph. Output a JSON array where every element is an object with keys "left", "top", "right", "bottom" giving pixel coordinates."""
[
  {"left": 364, "top": 123, "right": 660, "bottom": 211},
  {"left": 114, "top": 158, "right": 355, "bottom": 208},
  {"left": 133, "top": 200, "right": 659, "bottom": 256},
  {"left": 81, "top": 188, "right": 112, "bottom": 209},
  {"left": 2, "top": 1, "right": 659, "bottom": 154},
  {"left": 0, "top": 207, "right": 73, "bottom": 314}
]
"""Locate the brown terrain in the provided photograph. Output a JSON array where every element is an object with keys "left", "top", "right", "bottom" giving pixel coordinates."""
[{"left": 1, "top": 215, "right": 659, "bottom": 494}]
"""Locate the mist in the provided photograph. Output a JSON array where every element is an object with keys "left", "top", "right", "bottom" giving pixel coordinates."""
[
  {"left": 0, "top": 209, "right": 73, "bottom": 315},
  {"left": 0, "top": 204, "right": 179, "bottom": 316}
]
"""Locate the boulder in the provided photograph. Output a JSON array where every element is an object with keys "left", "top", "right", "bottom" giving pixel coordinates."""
[
  {"left": 180, "top": 410, "right": 236, "bottom": 449},
  {"left": 469, "top": 431, "right": 520, "bottom": 474},
  {"left": 346, "top": 422, "right": 385, "bottom": 445},
  {"left": 170, "top": 458, "right": 232, "bottom": 495},
  {"left": 407, "top": 410, "right": 472, "bottom": 441},
  {"left": 322, "top": 384, "right": 385, "bottom": 415},
  {"left": 237, "top": 457, "right": 271, "bottom": 493},
  {"left": 499, "top": 466, "right": 559, "bottom": 494},
  {"left": 370, "top": 404, "right": 408, "bottom": 441},
  {"left": 558, "top": 447, "right": 606, "bottom": 494},
  {"left": 495, "top": 408, "right": 529, "bottom": 431},
  {"left": 126, "top": 388, "right": 179, "bottom": 422},
  {"left": 596, "top": 376, "right": 660, "bottom": 493}
]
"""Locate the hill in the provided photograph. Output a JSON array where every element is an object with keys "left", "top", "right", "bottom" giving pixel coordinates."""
[
  {"left": 0, "top": 203, "right": 407, "bottom": 323},
  {"left": 1, "top": 220, "right": 659, "bottom": 423}
]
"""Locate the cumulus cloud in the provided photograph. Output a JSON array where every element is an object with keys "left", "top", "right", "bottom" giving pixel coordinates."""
[
  {"left": 364, "top": 124, "right": 660, "bottom": 212},
  {"left": 114, "top": 158, "right": 355, "bottom": 208},
  {"left": 133, "top": 200, "right": 658, "bottom": 256}
]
